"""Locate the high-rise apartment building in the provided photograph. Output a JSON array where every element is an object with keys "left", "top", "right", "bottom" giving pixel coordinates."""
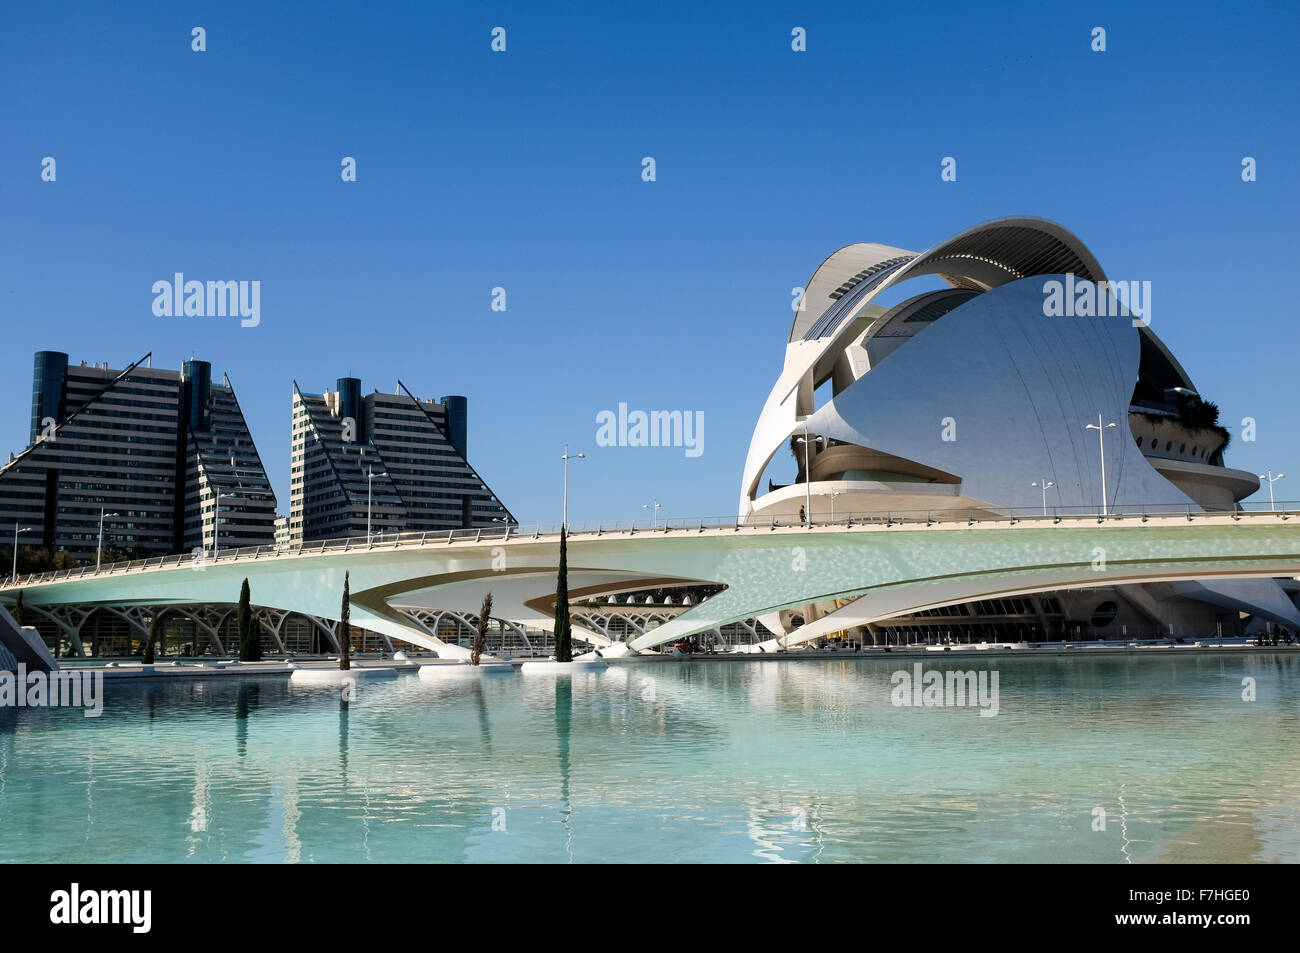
[
  {"left": 290, "top": 377, "right": 513, "bottom": 543},
  {"left": 0, "top": 351, "right": 276, "bottom": 564}
]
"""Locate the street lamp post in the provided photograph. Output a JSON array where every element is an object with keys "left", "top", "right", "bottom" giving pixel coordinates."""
[
  {"left": 219, "top": 455, "right": 271, "bottom": 552},
  {"left": 214, "top": 489, "right": 226, "bottom": 558},
  {"left": 560, "top": 444, "right": 585, "bottom": 528},
  {"left": 829, "top": 490, "right": 842, "bottom": 522},
  {"left": 794, "top": 425, "right": 822, "bottom": 524},
  {"left": 11, "top": 525, "right": 32, "bottom": 581},
  {"left": 213, "top": 488, "right": 248, "bottom": 559},
  {"left": 1084, "top": 413, "right": 1118, "bottom": 516},
  {"left": 642, "top": 500, "right": 662, "bottom": 529},
  {"left": 1031, "top": 480, "right": 1055, "bottom": 517},
  {"left": 1259, "top": 470, "right": 1285, "bottom": 511},
  {"left": 367, "top": 466, "right": 388, "bottom": 543},
  {"left": 97, "top": 507, "right": 120, "bottom": 570}
]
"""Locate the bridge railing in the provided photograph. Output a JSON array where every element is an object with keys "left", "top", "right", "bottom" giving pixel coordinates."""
[{"left": 2, "top": 500, "right": 1297, "bottom": 590}]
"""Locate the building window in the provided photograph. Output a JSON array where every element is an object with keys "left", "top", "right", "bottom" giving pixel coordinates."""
[
  {"left": 1090, "top": 601, "right": 1118, "bottom": 628},
  {"left": 1135, "top": 436, "right": 1143, "bottom": 448}
]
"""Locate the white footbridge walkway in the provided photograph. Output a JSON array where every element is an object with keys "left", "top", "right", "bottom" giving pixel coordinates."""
[{"left": 3, "top": 506, "right": 1300, "bottom": 658}]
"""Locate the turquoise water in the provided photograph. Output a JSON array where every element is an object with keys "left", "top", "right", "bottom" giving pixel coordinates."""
[{"left": 2, "top": 654, "right": 1298, "bottom": 863}]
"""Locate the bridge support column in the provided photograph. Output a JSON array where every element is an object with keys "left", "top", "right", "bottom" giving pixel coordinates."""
[
  {"left": 303, "top": 615, "right": 340, "bottom": 653},
  {"left": 28, "top": 605, "right": 92, "bottom": 657}
]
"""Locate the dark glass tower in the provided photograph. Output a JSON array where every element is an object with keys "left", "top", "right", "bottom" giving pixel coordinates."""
[
  {"left": 29, "top": 350, "right": 68, "bottom": 444},
  {"left": 336, "top": 377, "right": 363, "bottom": 442},
  {"left": 440, "top": 394, "right": 468, "bottom": 458},
  {"left": 182, "top": 359, "right": 212, "bottom": 432}
]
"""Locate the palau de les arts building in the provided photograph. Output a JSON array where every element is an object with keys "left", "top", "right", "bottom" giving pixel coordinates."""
[{"left": 738, "top": 216, "right": 1299, "bottom": 644}]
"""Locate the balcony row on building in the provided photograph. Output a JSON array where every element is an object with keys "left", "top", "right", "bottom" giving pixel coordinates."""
[{"left": 0, "top": 351, "right": 514, "bottom": 566}]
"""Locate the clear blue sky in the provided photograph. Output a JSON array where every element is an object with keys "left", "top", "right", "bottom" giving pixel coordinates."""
[{"left": 2, "top": 1, "right": 1297, "bottom": 524}]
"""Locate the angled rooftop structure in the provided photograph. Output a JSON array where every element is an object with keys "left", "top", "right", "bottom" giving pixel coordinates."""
[
  {"left": 0, "top": 352, "right": 275, "bottom": 564},
  {"left": 289, "top": 377, "right": 514, "bottom": 544}
]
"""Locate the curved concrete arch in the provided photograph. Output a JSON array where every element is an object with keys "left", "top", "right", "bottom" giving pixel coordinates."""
[
  {"left": 788, "top": 242, "right": 917, "bottom": 342},
  {"left": 867, "top": 287, "right": 982, "bottom": 335},
  {"left": 898, "top": 215, "right": 1107, "bottom": 290},
  {"left": 732, "top": 566, "right": 1300, "bottom": 654},
  {"left": 27, "top": 604, "right": 94, "bottom": 657}
]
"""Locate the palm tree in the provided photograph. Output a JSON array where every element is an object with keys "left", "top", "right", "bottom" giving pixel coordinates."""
[
  {"left": 554, "top": 527, "right": 572, "bottom": 662},
  {"left": 471, "top": 592, "right": 493, "bottom": 665},
  {"left": 339, "top": 571, "right": 351, "bottom": 671}
]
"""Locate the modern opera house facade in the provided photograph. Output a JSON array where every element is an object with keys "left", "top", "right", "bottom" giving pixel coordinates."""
[{"left": 740, "top": 216, "right": 1300, "bottom": 644}]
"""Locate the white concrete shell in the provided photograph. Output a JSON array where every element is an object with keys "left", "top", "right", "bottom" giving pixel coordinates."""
[{"left": 742, "top": 217, "right": 1115, "bottom": 516}]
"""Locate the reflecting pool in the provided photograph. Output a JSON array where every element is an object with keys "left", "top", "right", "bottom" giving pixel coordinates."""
[{"left": 2, "top": 653, "right": 1297, "bottom": 863}]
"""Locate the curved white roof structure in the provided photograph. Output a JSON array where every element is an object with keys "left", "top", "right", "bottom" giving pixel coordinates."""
[{"left": 742, "top": 216, "right": 1250, "bottom": 521}]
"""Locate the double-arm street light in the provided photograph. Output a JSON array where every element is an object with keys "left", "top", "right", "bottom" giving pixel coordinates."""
[
  {"left": 216, "top": 452, "right": 273, "bottom": 555},
  {"left": 1259, "top": 469, "right": 1285, "bottom": 511},
  {"left": 793, "top": 423, "right": 824, "bottom": 524},
  {"left": 97, "top": 506, "right": 120, "bottom": 569},
  {"left": 1031, "top": 479, "right": 1055, "bottom": 517},
  {"left": 561, "top": 444, "right": 585, "bottom": 528},
  {"left": 213, "top": 488, "right": 250, "bottom": 559},
  {"left": 11, "top": 524, "right": 32, "bottom": 581},
  {"left": 367, "top": 465, "right": 388, "bottom": 543},
  {"left": 1084, "top": 413, "right": 1118, "bottom": 516}
]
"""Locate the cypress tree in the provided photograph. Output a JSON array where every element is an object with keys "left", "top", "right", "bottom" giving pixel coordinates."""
[
  {"left": 471, "top": 592, "right": 492, "bottom": 665},
  {"left": 339, "top": 571, "right": 351, "bottom": 671},
  {"left": 237, "top": 578, "right": 259, "bottom": 661},
  {"left": 554, "top": 528, "right": 572, "bottom": 662}
]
